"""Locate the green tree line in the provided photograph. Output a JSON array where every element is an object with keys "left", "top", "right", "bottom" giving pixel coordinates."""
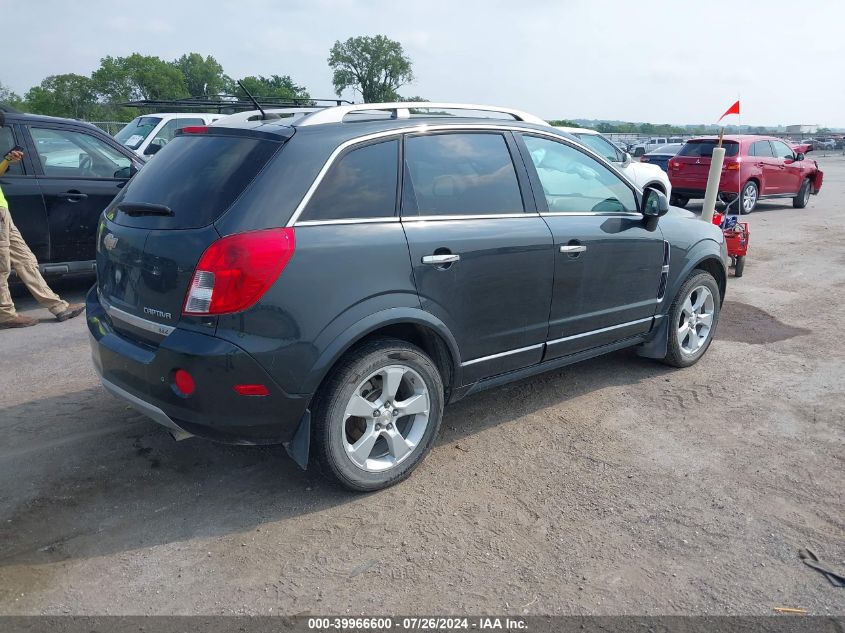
[
  {"left": 0, "top": 52, "right": 311, "bottom": 121},
  {"left": 1, "top": 35, "right": 419, "bottom": 123}
]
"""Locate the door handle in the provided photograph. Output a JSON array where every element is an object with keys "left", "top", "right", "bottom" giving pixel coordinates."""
[
  {"left": 422, "top": 253, "right": 460, "bottom": 265},
  {"left": 560, "top": 245, "right": 587, "bottom": 253},
  {"left": 61, "top": 191, "right": 88, "bottom": 201}
]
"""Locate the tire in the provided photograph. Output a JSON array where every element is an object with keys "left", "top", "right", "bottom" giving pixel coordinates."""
[
  {"left": 660, "top": 271, "right": 721, "bottom": 368},
  {"left": 793, "top": 178, "right": 811, "bottom": 209},
  {"left": 739, "top": 181, "right": 758, "bottom": 214},
  {"left": 734, "top": 255, "right": 745, "bottom": 278},
  {"left": 670, "top": 194, "right": 689, "bottom": 208},
  {"left": 311, "top": 338, "right": 444, "bottom": 491}
]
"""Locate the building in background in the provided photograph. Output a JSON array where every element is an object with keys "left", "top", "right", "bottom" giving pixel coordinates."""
[{"left": 786, "top": 124, "right": 819, "bottom": 134}]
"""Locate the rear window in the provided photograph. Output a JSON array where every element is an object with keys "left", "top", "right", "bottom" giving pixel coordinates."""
[
  {"left": 678, "top": 140, "right": 739, "bottom": 158},
  {"left": 113, "top": 134, "right": 280, "bottom": 229}
]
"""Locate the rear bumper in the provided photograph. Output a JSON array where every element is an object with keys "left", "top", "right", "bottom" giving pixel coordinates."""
[{"left": 86, "top": 286, "right": 310, "bottom": 444}]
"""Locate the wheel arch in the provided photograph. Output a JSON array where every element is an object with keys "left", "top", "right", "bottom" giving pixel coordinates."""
[{"left": 302, "top": 308, "right": 462, "bottom": 402}]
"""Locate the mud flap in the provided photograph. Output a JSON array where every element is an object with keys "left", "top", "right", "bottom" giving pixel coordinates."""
[
  {"left": 283, "top": 410, "right": 310, "bottom": 470},
  {"left": 636, "top": 315, "right": 668, "bottom": 359}
]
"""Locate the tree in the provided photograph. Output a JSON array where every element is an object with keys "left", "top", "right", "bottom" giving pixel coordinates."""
[
  {"left": 92, "top": 54, "right": 189, "bottom": 103},
  {"left": 25, "top": 74, "right": 98, "bottom": 119},
  {"left": 0, "top": 81, "right": 23, "bottom": 108},
  {"left": 235, "top": 75, "right": 310, "bottom": 101},
  {"left": 328, "top": 35, "right": 413, "bottom": 102},
  {"left": 173, "top": 53, "right": 230, "bottom": 97}
]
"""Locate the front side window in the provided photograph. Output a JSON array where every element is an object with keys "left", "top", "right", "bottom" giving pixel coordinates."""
[
  {"left": 750, "top": 141, "right": 774, "bottom": 157},
  {"left": 770, "top": 140, "right": 795, "bottom": 160},
  {"left": 0, "top": 126, "right": 23, "bottom": 175},
  {"left": 574, "top": 133, "right": 621, "bottom": 162},
  {"left": 522, "top": 135, "right": 637, "bottom": 214},
  {"left": 302, "top": 139, "right": 398, "bottom": 221},
  {"left": 30, "top": 127, "right": 131, "bottom": 178},
  {"left": 402, "top": 133, "right": 523, "bottom": 216}
]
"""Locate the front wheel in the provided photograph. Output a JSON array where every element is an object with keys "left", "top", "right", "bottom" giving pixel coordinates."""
[
  {"left": 793, "top": 178, "right": 811, "bottom": 209},
  {"left": 312, "top": 338, "right": 444, "bottom": 491},
  {"left": 661, "top": 271, "right": 721, "bottom": 368},
  {"left": 739, "top": 181, "right": 758, "bottom": 214}
]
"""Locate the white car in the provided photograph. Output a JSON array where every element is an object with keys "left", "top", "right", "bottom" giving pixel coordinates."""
[
  {"left": 115, "top": 112, "right": 224, "bottom": 157},
  {"left": 210, "top": 107, "right": 325, "bottom": 126},
  {"left": 555, "top": 126, "right": 672, "bottom": 199}
]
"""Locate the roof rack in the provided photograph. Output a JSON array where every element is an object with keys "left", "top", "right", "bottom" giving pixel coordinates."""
[
  {"left": 119, "top": 96, "right": 352, "bottom": 114},
  {"left": 294, "top": 102, "right": 548, "bottom": 127}
]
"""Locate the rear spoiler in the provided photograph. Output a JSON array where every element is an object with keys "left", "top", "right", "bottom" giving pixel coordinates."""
[{"left": 175, "top": 125, "right": 294, "bottom": 142}]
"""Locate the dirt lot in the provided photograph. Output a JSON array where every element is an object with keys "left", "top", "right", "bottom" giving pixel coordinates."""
[{"left": 1, "top": 156, "right": 843, "bottom": 616}]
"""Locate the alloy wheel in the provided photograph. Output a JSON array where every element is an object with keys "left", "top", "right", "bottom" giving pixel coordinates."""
[
  {"left": 742, "top": 183, "right": 757, "bottom": 213},
  {"left": 677, "top": 285, "right": 716, "bottom": 355},
  {"left": 341, "top": 365, "right": 431, "bottom": 472}
]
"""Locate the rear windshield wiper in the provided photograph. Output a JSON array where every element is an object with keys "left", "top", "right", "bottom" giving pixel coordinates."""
[{"left": 117, "top": 202, "right": 174, "bottom": 217}]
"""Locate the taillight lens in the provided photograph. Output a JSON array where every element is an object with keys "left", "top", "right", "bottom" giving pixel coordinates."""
[
  {"left": 183, "top": 228, "right": 295, "bottom": 315},
  {"left": 180, "top": 126, "right": 209, "bottom": 134},
  {"left": 640, "top": 156, "right": 649, "bottom": 162}
]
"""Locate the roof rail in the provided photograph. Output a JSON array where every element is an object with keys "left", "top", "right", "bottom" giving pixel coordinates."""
[
  {"left": 294, "top": 102, "right": 548, "bottom": 127},
  {"left": 119, "top": 96, "right": 352, "bottom": 114}
]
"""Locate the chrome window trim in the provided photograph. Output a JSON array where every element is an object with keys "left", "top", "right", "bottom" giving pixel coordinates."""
[
  {"left": 402, "top": 213, "right": 539, "bottom": 222},
  {"left": 539, "top": 211, "right": 642, "bottom": 218},
  {"left": 461, "top": 343, "right": 544, "bottom": 367},
  {"left": 100, "top": 293, "right": 175, "bottom": 337},
  {"left": 287, "top": 124, "right": 644, "bottom": 227},
  {"left": 546, "top": 317, "right": 653, "bottom": 347},
  {"left": 295, "top": 217, "right": 401, "bottom": 227}
]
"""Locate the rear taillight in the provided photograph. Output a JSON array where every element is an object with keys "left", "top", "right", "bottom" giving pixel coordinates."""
[
  {"left": 723, "top": 160, "right": 741, "bottom": 171},
  {"left": 640, "top": 156, "right": 649, "bottom": 162},
  {"left": 180, "top": 126, "right": 209, "bottom": 134},
  {"left": 183, "top": 228, "right": 295, "bottom": 316}
]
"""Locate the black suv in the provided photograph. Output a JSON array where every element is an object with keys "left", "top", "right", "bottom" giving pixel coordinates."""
[
  {"left": 86, "top": 103, "right": 728, "bottom": 491},
  {"left": 1, "top": 108, "right": 143, "bottom": 278}
]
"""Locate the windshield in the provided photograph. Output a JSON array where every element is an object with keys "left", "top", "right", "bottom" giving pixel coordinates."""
[
  {"left": 678, "top": 140, "right": 739, "bottom": 158},
  {"left": 114, "top": 116, "right": 162, "bottom": 149},
  {"left": 574, "top": 133, "right": 620, "bottom": 162}
]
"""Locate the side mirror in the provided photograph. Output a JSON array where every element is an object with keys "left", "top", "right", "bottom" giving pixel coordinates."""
[
  {"left": 796, "top": 152, "right": 805, "bottom": 161},
  {"left": 642, "top": 187, "right": 670, "bottom": 218},
  {"left": 144, "top": 142, "right": 162, "bottom": 156},
  {"left": 113, "top": 164, "right": 139, "bottom": 180},
  {"left": 620, "top": 152, "right": 632, "bottom": 167}
]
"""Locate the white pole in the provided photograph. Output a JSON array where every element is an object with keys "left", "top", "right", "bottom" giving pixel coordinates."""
[{"left": 701, "top": 145, "right": 726, "bottom": 224}]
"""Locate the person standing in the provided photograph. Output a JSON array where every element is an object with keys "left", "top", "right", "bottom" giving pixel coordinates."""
[{"left": 0, "top": 112, "right": 84, "bottom": 328}]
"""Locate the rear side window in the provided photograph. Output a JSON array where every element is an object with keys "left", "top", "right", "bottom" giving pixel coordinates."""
[
  {"left": 749, "top": 141, "right": 774, "bottom": 157},
  {"left": 403, "top": 133, "right": 524, "bottom": 216},
  {"left": 301, "top": 139, "right": 398, "bottom": 221},
  {"left": 678, "top": 140, "right": 739, "bottom": 158},
  {"left": 114, "top": 134, "right": 279, "bottom": 229}
]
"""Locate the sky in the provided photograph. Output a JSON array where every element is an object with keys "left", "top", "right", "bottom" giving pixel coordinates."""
[{"left": 2, "top": 0, "right": 844, "bottom": 127}]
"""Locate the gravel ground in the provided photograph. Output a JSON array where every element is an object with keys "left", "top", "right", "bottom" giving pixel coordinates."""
[{"left": 0, "top": 156, "right": 843, "bottom": 616}]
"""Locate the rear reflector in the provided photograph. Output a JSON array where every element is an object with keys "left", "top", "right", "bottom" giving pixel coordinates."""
[
  {"left": 174, "top": 369, "right": 196, "bottom": 396},
  {"left": 234, "top": 384, "right": 270, "bottom": 397},
  {"left": 183, "top": 228, "right": 296, "bottom": 316}
]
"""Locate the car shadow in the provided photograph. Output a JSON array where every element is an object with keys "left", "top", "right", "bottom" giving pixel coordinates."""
[{"left": 0, "top": 348, "right": 669, "bottom": 567}]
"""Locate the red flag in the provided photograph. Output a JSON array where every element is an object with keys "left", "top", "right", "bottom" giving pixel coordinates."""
[{"left": 718, "top": 100, "right": 740, "bottom": 122}]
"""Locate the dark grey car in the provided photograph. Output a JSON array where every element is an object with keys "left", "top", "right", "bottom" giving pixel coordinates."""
[{"left": 86, "top": 103, "right": 728, "bottom": 491}]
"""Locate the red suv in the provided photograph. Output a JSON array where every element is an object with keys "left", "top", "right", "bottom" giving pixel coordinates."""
[{"left": 668, "top": 136, "right": 823, "bottom": 213}]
